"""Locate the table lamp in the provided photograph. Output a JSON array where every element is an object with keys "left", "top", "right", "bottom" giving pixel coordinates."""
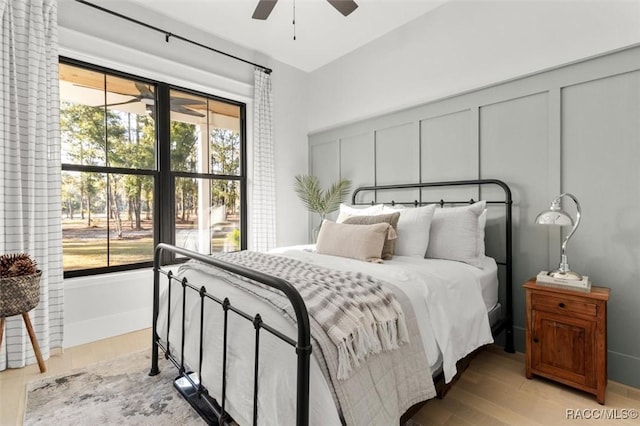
[{"left": 535, "top": 193, "right": 582, "bottom": 280}]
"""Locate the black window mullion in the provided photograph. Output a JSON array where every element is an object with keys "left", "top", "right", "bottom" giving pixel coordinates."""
[
  {"left": 62, "top": 164, "right": 156, "bottom": 176},
  {"left": 106, "top": 173, "right": 111, "bottom": 267},
  {"left": 171, "top": 171, "right": 243, "bottom": 181},
  {"left": 240, "top": 108, "right": 247, "bottom": 250},
  {"left": 103, "top": 74, "right": 111, "bottom": 268},
  {"left": 156, "top": 83, "right": 174, "bottom": 263}
]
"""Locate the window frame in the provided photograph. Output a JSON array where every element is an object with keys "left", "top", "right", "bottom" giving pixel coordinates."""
[{"left": 60, "top": 57, "right": 247, "bottom": 278}]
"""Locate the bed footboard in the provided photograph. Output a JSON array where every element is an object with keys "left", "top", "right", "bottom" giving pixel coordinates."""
[{"left": 149, "top": 243, "right": 312, "bottom": 426}]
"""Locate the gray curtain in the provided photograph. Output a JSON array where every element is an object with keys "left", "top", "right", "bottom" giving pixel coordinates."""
[
  {"left": 0, "top": 0, "right": 63, "bottom": 370},
  {"left": 250, "top": 69, "right": 276, "bottom": 251}
]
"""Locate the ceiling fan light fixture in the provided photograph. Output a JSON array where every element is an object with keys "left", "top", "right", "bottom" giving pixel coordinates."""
[{"left": 252, "top": 0, "right": 358, "bottom": 21}]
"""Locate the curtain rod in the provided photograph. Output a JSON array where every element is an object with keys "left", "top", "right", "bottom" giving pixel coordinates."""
[{"left": 74, "top": 0, "right": 273, "bottom": 74}]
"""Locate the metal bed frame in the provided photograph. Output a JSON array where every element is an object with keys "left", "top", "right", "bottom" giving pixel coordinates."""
[{"left": 150, "top": 179, "right": 514, "bottom": 426}]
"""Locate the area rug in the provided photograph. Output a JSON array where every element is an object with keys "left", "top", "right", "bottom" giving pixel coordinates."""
[{"left": 24, "top": 350, "right": 205, "bottom": 425}]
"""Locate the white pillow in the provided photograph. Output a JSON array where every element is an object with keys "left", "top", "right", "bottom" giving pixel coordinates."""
[
  {"left": 478, "top": 209, "right": 487, "bottom": 256},
  {"left": 383, "top": 204, "right": 436, "bottom": 257},
  {"left": 426, "top": 201, "right": 486, "bottom": 267},
  {"left": 336, "top": 203, "right": 384, "bottom": 223}
]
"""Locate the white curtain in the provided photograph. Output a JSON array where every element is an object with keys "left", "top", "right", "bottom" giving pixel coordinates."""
[
  {"left": 251, "top": 69, "right": 276, "bottom": 251},
  {"left": 0, "top": 0, "right": 63, "bottom": 370}
]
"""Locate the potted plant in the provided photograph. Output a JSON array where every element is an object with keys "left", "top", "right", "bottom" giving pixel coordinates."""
[
  {"left": 0, "top": 253, "right": 42, "bottom": 318},
  {"left": 294, "top": 174, "right": 351, "bottom": 241}
]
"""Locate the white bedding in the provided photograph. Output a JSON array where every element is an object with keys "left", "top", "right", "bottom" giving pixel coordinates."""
[{"left": 157, "top": 247, "right": 494, "bottom": 425}]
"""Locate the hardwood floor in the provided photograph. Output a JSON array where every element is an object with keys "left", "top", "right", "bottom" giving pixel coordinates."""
[
  {"left": 1, "top": 332, "right": 638, "bottom": 425},
  {"left": 411, "top": 346, "right": 640, "bottom": 426}
]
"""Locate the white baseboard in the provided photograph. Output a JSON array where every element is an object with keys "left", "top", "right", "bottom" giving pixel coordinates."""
[{"left": 63, "top": 306, "right": 152, "bottom": 348}]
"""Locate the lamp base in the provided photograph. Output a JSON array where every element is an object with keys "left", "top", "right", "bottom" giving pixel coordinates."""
[
  {"left": 536, "top": 270, "right": 591, "bottom": 293},
  {"left": 547, "top": 269, "right": 583, "bottom": 281}
]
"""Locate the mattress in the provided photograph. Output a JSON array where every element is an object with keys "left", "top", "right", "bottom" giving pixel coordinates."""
[
  {"left": 271, "top": 245, "right": 500, "bottom": 374},
  {"left": 271, "top": 245, "right": 499, "bottom": 311},
  {"left": 157, "top": 248, "right": 495, "bottom": 425},
  {"left": 477, "top": 255, "right": 499, "bottom": 312}
]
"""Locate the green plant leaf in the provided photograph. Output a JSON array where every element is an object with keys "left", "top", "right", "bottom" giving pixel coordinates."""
[
  {"left": 321, "top": 179, "right": 352, "bottom": 215},
  {"left": 294, "top": 174, "right": 351, "bottom": 216},
  {"left": 294, "top": 175, "right": 321, "bottom": 213}
]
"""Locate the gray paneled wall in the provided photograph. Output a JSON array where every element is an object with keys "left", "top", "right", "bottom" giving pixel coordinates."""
[
  {"left": 339, "top": 132, "right": 375, "bottom": 204},
  {"left": 421, "top": 109, "right": 477, "bottom": 203},
  {"left": 375, "top": 123, "right": 420, "bottom": 203},
  {"left": 480, "top": 93, "right": 552, "bottom": 335},
  {"left": 308, "top": 45, "right": 640, "bottom": 388},
  {"left": 563, "top": 70, "right": 640, "bottom": 382},
  {"left": 309, "top": 140, "right": 340, "bottom": 234}
]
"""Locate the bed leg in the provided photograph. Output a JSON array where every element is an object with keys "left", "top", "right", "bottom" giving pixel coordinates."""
[
  {"left": 150, "top": 337, "right": 160, "bottom": 376},
  {"left": 174, "top": 373, "right": 222, "bottom": 425},
  {"left": 504, "top": 325, "right": 515, "bottom": 354},
  {"left": 150, "top": 258, "right": 161, "bottom": 376}
]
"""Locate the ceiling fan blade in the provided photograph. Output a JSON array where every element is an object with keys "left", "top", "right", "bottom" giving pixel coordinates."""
[
  {"left": 252, "top": 0, "right": 278, "bottom": 20},
  {"left": 134, "top": 82, "right": 155, "bottom": 99},
  {"left": 172, "top": 105, "right": 205, "bottom": 117},
  {"left": 327, "top": 0, "right": 358, "bottom": 16},
  {"left": 104, "top": 98, "right": 140, "bottom": 107},
  {"left": 171, "top": 97, "right": 206, "bottom": 107}
]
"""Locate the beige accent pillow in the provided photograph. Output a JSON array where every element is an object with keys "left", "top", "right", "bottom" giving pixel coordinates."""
[
  {"left": 343, "top": 212, "right": 400, "bottom": 259},
  {"left": 316, "top": 221, "right": 390, "bottom": 263}
]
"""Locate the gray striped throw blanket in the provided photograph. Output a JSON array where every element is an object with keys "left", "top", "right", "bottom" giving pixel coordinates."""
[{"left": 201, "top": 251, "right": 409, "bottom": 380}]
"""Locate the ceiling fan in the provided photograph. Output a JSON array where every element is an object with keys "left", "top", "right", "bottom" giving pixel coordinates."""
[
  {"left": 252, "top": 0, "right": 358, "bottom": 20},
  {"left": 104, "top": 82, "right": 206, "bottom": 118}
]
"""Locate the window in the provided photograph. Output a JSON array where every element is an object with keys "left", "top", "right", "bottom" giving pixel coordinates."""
[
  {"left": 60, "top": 59, "right": 246, "bottom": 277},
  {"left": 169, "top": 90, "right": 244, "bottom": 254}
]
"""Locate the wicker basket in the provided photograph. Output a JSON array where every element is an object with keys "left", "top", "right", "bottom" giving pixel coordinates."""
[{"left": 0, "top": 271, "right": 42, "bottom": 318}]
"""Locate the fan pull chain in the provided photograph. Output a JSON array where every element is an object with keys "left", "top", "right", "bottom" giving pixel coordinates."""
[{"left": 292, "top": 0, "right": 296, "bottom": 40}]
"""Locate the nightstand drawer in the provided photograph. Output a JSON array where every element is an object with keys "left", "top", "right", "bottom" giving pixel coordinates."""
[{"left": 531, "top": 293, "right": 597, "bottom": 317}]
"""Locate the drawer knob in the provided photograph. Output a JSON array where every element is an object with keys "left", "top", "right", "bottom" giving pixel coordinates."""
[
  {"left": 533, "top": 337, "right": 539, "bottom": 343},
  {"left": 558, "top": 302, "right": 566, "bottom": 308}
]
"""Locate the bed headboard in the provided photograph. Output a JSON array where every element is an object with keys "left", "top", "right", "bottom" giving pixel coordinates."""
[{"left": 351, "top": 179, "right": 514, "bottom": 353}]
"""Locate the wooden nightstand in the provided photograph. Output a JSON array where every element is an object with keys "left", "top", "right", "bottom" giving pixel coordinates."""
[{"left": 524, "top": 279, "right": 610, "bottom": 404}]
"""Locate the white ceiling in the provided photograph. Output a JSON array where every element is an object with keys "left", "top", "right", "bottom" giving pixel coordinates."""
[{"left": 128, "top": 0, "right": 448, "bottom": 72}]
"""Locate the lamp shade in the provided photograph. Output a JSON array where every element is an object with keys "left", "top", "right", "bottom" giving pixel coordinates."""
[{"left": 535, "top": 209, "right": 573, "bottom": 226}]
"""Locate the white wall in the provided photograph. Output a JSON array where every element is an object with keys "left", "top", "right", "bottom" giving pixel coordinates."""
[
  {"left": 64, "top": 269, "right": 153, "bottom": 347},
  {"left": 270, "top": 65, "right": 310, "bottom": 246},
  {"left": 58, "top": 0, "right": 309, "bottom": 346},
  {"left": 307, "top": 0, "right": 640, "bottom": 132}
]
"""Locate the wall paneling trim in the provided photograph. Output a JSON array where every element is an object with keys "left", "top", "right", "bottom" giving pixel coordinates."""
[{"left": 309, "top": 45, "right": 640, "bottom": 389}]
